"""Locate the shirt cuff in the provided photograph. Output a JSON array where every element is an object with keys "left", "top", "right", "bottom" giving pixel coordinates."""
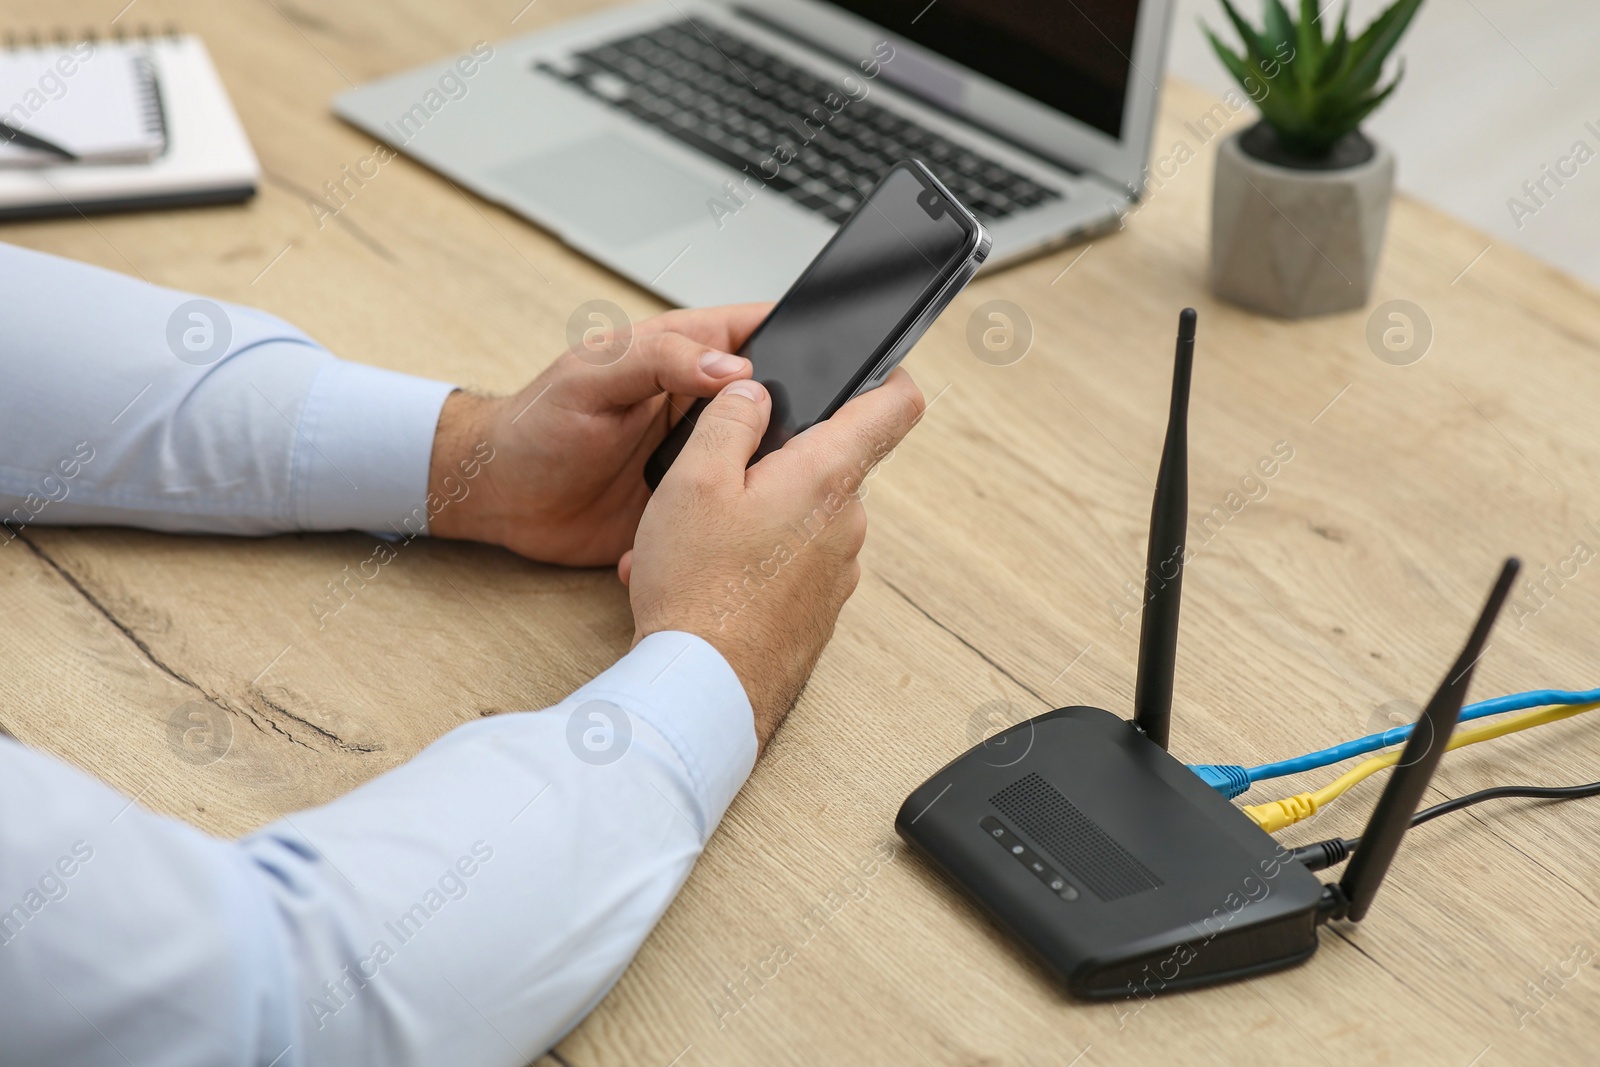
[
  {"left": 564, "top": 632, "right": 758, "bottom": 836},
  {"left": 292, "top": 359, "right": 457, "bottom": 535}
]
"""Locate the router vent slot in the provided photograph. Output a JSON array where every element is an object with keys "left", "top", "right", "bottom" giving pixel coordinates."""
[{"left": 990, "top": 774, "right": 1162, "bottom": 901}]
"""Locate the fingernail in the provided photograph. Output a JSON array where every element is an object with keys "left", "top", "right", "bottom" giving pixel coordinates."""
[
  {"left": 725, "top": 379, "right": 765, "bottom": 401},
  {"left": 699, "top": 351, "right": 746, "bottom": 376}
]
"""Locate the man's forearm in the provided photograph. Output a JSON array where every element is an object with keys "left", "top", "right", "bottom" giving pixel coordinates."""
[
  {"left": 0, "top": 633, "right": 757, "bottom": 1066},
  {"left": 0, "top": 241, "right": 454, "bottom": 541}
]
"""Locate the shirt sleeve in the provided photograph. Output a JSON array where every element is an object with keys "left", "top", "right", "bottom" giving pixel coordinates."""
[
  {"left": 0, "top": 241, "right": 456, "bottom": 539},
  {"left": 0, "top": 631, "right": 758, "bottom": 1067}
]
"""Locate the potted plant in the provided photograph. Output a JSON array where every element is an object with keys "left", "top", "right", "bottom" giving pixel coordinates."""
[{"left": 1206, "top": 0, "right": 1423, "bottom": 318}]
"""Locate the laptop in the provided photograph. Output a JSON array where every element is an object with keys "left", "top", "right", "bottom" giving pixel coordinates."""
[{"left": 335, "top": 0, "right": 1175, "bottom": 307}]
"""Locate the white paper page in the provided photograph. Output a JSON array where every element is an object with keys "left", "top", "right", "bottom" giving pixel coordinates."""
[{"left": 0, "top": 42, "right": 165, "bottom": 165}]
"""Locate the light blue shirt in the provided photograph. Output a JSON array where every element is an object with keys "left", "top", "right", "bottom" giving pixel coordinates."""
[{"left": 0, "top": 243, "right": 758, "bottom": 1066}]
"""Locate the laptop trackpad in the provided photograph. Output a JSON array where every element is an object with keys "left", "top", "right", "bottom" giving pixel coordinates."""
[{"left": 491, "top": 134, "right": 714, "bottom": 247}]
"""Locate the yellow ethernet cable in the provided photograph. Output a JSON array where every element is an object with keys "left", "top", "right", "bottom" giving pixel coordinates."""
[{"left": 1243, "top": 701, "right": 1600, "bottom": 833}]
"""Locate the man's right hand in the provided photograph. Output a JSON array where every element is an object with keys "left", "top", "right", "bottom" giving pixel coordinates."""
[{"left": 621, "top": 370, "right": 925, "bottom": 751}]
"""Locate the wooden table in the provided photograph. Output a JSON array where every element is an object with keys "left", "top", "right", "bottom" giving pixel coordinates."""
[{"left": 5, "top": 2, "right": 1600, "bottom": 1064}]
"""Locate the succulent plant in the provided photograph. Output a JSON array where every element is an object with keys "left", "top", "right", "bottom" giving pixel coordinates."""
[{"left": 1206, "top": 0, "right": 1424, "bottom": 159}]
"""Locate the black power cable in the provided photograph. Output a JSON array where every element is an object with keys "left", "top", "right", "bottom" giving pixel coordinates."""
[{"left": 1291, "top": 779, "right": 1600, "bottom": 872}]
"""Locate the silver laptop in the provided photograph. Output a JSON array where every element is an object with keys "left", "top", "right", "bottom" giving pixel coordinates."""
[{"left": 335, "top": 0, "right": 1174, "bottom": 308}]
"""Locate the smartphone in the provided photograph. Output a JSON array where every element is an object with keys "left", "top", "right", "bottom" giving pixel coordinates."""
[{"left": 644, "top": 160, "right": 990, "bottom": 489}]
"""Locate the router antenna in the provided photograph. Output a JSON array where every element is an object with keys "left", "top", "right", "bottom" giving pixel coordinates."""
[
  {"left": 1336, "top": 557, "right": 1521, "bottom": 922},
  {"left": 1132, "top": 308, "right": 1196, "bottom": 751}
]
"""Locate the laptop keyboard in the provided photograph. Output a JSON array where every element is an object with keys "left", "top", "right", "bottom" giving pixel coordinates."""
[{"left": 540, "top": 19, "right": 1064, "bottom": 225}]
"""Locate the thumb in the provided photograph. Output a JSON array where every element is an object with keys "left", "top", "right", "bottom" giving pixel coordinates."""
[{"left": 674, "top": 379, "right": 770, "bottom": 486}]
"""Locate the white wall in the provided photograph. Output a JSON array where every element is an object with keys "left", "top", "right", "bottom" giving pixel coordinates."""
[{"left": 1165, "top": 0, "right": 1600, "bottom": 287}]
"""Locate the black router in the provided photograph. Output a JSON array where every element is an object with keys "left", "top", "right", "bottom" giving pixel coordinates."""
[{"left": 897, "top": 309, "right": 1520, "bottom": 998}]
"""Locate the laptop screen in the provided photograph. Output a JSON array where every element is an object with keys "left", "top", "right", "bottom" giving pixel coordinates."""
[{"left": 827, "top": 0, "right": 1139, "bottom": 139}]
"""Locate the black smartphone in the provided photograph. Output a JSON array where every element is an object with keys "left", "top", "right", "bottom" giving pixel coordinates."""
[{"left": 644, "top": 160, "right": 990, "bottom": 489}]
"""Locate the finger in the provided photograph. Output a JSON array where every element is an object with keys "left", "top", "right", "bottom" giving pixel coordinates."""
[
  {"left": 578, "top": 330, "right": 752, "bottom": 409},
  {"left": 674, "top": 379, "right": 770, "bottom": 486},
  {"left": 784, "top": 368, "right": 925, "bottom": 484},
  {"left": 635, "top": 303, "right": 773, "bottom": 353},
  {"left": 617, "top": 549, "right": 633, "bottom": 586}
]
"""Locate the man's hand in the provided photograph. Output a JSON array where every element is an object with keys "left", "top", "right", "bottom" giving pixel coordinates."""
[
  {"left": 623, "top": 370, "right": 925, "bottom": 749},
  {"left": 427, "top": 304, "right": 770, "bottom": 564}
]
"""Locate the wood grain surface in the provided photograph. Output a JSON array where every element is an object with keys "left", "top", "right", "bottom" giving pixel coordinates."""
[{"left": 3, "top": 2, "right": 1599, "bottom": 1065}]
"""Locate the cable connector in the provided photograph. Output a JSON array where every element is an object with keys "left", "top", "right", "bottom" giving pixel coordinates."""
[
  {"left": 1242, "top": 792, "right": 1318, "bottom": 832},
  {"left": 1288, "top": 837, "right": 1352, "bottom": 872},
  {"left": 1188, "top": 763, "right": 1250, "bottom": 799}
]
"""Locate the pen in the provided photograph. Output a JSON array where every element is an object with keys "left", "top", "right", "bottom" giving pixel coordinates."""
[{"left": 0, "top": 120, "right": 77, "bottom": 162}]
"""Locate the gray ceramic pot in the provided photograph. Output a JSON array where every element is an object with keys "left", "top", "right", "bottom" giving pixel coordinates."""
[{"left": 1211, "top": 123, "right": 1395, "bottom": 318}]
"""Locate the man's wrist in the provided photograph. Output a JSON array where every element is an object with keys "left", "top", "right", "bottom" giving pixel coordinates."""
[
  {"left": 427, "top": 389, "right": 506, "bottom": 543},
  {"left": 632, "top": 620, "right": 794, "bottom": 754}
]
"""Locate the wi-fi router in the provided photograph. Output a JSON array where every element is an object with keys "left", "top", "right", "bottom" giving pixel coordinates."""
[{"left": 897, "top": 309, "right": 1519, "bottom": 997}]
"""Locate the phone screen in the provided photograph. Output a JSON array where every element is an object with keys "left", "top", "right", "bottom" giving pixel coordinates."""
[{"left": 648, "top": 164, "right": 977, "bottom": 486}]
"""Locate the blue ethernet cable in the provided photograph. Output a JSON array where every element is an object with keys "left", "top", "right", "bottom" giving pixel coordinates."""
[{"left": 1190, "top": 687, "right": 1600, "bottom": 799}]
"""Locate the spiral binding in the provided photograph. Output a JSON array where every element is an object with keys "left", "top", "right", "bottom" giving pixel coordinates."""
[
  {"left": 0, "top": 25, "right": 184, "bottom": 51},
  {"left": 131, "top": 53, "right": 168, "bottom": 148}
]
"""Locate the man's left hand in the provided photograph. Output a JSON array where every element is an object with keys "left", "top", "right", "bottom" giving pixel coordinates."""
[{"left": 426, "top": 303, "right": 770, "bottom": 565}]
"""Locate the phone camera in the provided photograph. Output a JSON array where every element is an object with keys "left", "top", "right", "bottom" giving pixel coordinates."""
[{"left": 917, "top": 189, "right": 946, "bottom": 220}]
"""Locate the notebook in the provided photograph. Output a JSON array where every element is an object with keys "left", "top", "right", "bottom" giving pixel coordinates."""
[
  {"left": 0, "top": 32, "right": 258, "bottom": 219},
  {"left": 0, "top": 43, "right": 166, "bottom": 165}
]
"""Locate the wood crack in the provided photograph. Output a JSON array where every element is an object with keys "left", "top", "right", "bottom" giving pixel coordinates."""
[
  {"left": 880, "top": 576, "right": 1050, "bottom": 708},
  {"left": 20, "top": 534, "right": 372, "bottom": 755},
  {"left": 253, "top": 691, "right": 381, "bottom": 753},
  {"left": 1325, "top": 926, "right": 1431, "bottom": 1004},
  {"left": 22, "top": 534, "right": 203, "bottom": 693},
  {"left": 233, "top": 698, "right": 315, "bottom": 751},
  {"left": 261, "top": 169, "right": 401, "bottom": 264}
]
